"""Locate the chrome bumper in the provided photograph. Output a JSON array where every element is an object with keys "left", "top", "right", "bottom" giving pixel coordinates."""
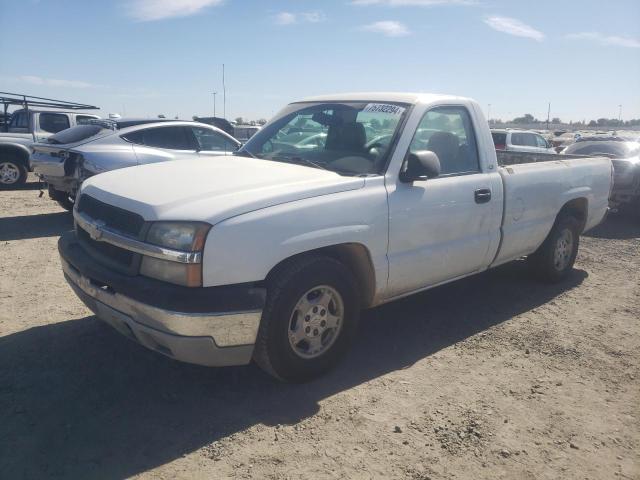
[{"left": 62, "top": 259, "right": 261, "bottom": 367}]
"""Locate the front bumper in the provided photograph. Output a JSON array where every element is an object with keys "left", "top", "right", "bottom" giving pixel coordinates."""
[{"left": 59, "top": 232, "right": 266, "bottom": 367}]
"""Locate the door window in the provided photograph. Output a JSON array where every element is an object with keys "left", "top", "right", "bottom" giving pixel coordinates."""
[
  {"left": 535, "top": 135, "right": 548, "bottom": 148},
  {"left": 76, "top": 115, "right": 98, "bottom": 125},
  {"left": 10, "top": 112, "right": 29, "bottom": 129},
  {"left": 40, "top": 113, "right": 71, "bottom": 133},
  {"left": 124, "top": 126, "right": 195, "bottom": 150},
  {"left": 191, "top": 126, "right": 237, "bottom": 151},
  {"left": 408, "top": 106, "right": 480, "bottom": 175}
]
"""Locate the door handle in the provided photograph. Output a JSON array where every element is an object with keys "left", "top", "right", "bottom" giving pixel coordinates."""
[{"left": 475, "top": 188, "right": 492, "bottom": 204}]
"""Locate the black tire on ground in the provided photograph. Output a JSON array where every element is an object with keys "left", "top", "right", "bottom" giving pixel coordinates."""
[
  {"left": 253, "top": 255, "right": 360, "bottom": 382},
  {"left": 0, "top": 155, "right": 28, "bottom": 189},
  {"left": 527, "top": 214, "right": 581, "bottom": 283},
  {"left": 48, "top": 186, "right": 75, "bottom": 211}
]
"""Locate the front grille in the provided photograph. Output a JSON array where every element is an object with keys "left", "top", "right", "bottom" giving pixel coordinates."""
[
  {"left": 77, "top": 227, "right": 134, "bottom": 267},
  {"left": 77, "top": 194, "right": 145, "bottom": 237},
  {"left": 75, "top": 194, "right": 145, "bottom": 274}
]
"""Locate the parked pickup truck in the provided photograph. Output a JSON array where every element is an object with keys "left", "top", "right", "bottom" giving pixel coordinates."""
[
  {"left": 0, "top": 108, "right": 99, "bottom": 187},
  {"left": 58, "top": 93, "right": 612, "bottom": 382}
]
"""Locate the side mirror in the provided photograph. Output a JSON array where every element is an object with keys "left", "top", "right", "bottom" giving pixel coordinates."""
[{"left": 400, "top": 150, "right": 441, "bottom": 182}]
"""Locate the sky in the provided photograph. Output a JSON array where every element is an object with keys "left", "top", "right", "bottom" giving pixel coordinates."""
[{"left": 1, "top": 0, "right": 639, "bottom": 122}]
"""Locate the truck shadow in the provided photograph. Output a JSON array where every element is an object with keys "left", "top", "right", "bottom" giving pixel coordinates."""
[
  {"left": 0, "top": 211, "right": 72, "bottom": 241},
  {"left": 0, "top": 263, "right": 587, "bottom": 479},
  {"left": 585, "top": 214, "right": 640, "bottom": 240}
]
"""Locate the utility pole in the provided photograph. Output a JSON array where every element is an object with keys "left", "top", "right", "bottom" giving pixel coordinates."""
[
  {"left": 212, "top": 91, "right": 217, "bottom": 117},
  {"left": 618, "top": 104, "right": 622, "bottom": 125},
  {"left": 487, "top": 104, "right": 491, "bottom": 124},
  {"left": 546, "top": 102, "right": 551, "bottom": 131},
  {"left": 222, "top": 64, "right": 226, "bottom": 119}
]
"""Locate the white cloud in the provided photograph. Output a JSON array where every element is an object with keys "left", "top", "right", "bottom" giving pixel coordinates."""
[
  {"left": 273, "top": 11, "right": 326, "bottom": 26},
  {"left": 274, "top": 12, "right": 297, "bottom": 25},
  {"left": 16, "top": 75, "right": 105, "bottom": 89},
  {"left": 361, "top": 20, "right": 411, "bottom": 37},
  {"left": 483, "top": 15, "right": 544, "bottom": 42},
  {"left": 566, "top": 32, "right": 640, "bottom": 49},
  {"left": 352, "top": 0, "right": 476, "bottom": 6},
  {"left": 126, "top": 0, "right": 224, "bottom": 22}
]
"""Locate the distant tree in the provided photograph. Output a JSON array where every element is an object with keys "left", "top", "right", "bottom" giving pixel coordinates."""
[
  {"left": 588, "top": 120, "right": 597, "bottom": 127},
  {"left": 192, "top": 115, "right": 198, "bottom": 120},
  {"left": 257, "top": 118, "right": 267, "bottom": 125},
  {"left": 512, "top": 113, "right": 538, "bottom": 124},
  {"left": 551, "top": 117, "right": 562, "bottom": 124},
  {"left": 158, "top": 114, "right": 166, "bottom": 119},
  {"left": 235, "top": 117, "right": 244, "bottom": 125}
]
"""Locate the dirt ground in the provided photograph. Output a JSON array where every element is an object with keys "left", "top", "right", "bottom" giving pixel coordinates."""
[{"left": 1, "top": 177, "right": 639, "bottom": 480}]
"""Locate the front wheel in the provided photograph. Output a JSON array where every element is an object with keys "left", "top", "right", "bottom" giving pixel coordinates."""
[
  {"left": 253, "top": 255, "right": 360, "bottom": 382},
  {"left": 0, "top": 159, "right": 27, "bottom": 188},
  {"left": 528, "top": 215, "right": 580, "bottom": 283}
]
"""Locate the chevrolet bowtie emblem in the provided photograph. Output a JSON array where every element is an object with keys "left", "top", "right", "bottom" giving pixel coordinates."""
[{"left": 89, "top": 220, "right": 106, "bottom": 241}]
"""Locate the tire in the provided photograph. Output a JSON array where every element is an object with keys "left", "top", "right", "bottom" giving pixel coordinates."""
[
  {"left": 253, "top": 255, "right": 360, "bottom": 382},
  {"left": 48, "top": 186, "right": 75, "bottom": 211},
  {"left": 0, "top": 156, "right": 27, "bottom": 188},
  {"left": 528, "top": 215, "right": 581, "bottom": 283}
]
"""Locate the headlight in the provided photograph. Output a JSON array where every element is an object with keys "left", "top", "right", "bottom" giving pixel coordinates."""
[
  {"left": 146, "top": 222, "right": 210, "bottom": 251},
  {"left": 141, "top": 222, "right": 211, "bottom": 287},
  {"left": 140, "top": 256, "right": 203, "bottom": 287}
]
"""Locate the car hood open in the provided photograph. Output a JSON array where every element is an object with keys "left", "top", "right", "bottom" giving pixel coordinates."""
[{"left": 80, "top": 156, "right": 365, "bottom": 224}]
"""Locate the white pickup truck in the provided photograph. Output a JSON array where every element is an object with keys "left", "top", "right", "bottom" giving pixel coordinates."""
[{"left": 58, "top": 93, "right": 612, "bottom": 382}]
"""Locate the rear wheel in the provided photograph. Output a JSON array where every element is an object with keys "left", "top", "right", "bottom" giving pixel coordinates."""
[
  {"left": 253, "top": 255, "right": 360, "bottom": 382},
  {"left": 528, "top": 215, "right": 581, "bottom": 283},
  {"left": 0, "top": 158, "right": 27, "bottom": 188}
]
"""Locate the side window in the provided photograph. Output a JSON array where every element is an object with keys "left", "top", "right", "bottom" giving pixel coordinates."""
[
  {"left": 40, "top": 113, "right": 71, "bottom": 133},
  {"left": 408, "top": 106, "right": 480, "bottom": 175},
  {"left": 191, "top": 126, "right": 237, "bottom": 151},
  {"left": 535, "top": 135, "right": 548, "bottom": 148},
  {"left": 524, "top": 133, "right": 537, "bottom": 147},
  {"left": 76, "top": 115, "right": 97, "bottom": 125},
  {"left": 10, "top": 112, "right": 29, "bottom": 129},
  {"left": 131, "top": 126, "right": 195, "bottom": 150},
  {"left": 511, "top": 133, "right": 524, "bottom": 146}
]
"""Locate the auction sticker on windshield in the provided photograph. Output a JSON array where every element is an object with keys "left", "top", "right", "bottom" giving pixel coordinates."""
[{"left": 362, "top": 104, "right": 405, "bottom": 116}]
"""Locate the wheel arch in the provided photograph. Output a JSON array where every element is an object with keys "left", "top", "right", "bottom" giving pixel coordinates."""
[
  {"left": 0, "top": 143, "right": 30, "bottom": 168},
  {"left": 557, "top": 197, "right": 588, "bottom": 233},
  {"left": 264, "top": 242, "right": 377, "bottom": 309}
]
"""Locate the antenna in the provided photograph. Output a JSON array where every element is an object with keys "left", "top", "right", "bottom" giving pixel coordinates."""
[{"left": 222, "top": 64, "right": 226, "bottom": 119}]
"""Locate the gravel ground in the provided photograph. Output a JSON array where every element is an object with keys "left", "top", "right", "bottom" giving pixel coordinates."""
[{"left": 1, "top": 177, "right": 639, "bottom": 480}]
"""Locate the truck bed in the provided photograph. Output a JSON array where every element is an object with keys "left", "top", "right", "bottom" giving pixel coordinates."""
[
  {"left": 492, "top": 154, "right": 612, "bottom": 267},
  {"left": 497, "top": 150, "right": 586, "bottom": 166}
]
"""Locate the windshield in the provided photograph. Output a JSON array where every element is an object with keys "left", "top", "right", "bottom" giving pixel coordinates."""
[
  {"left": 46, "top": 124, "right": 113, "bottom": 145},
  {"left": 238, "top": 101, "right": 409, "bottom": 176}
]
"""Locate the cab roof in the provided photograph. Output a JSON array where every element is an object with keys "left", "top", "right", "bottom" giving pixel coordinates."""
[{"left": 296, "top": 92, "right": 468, "bottom": 106}]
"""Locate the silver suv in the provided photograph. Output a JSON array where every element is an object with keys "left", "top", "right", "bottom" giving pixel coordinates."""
[{"left": 31, "top": 119, "right": 240, "bottom": 210}]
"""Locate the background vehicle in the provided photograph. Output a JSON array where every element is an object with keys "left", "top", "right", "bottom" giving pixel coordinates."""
[
  {"left": 491, "top": 128, "right": 555, "bottom": 154},
  {"left": 563, "top": 140, "right": 640, "bottom": 219},
  {"left": 193, "top": 116, "right": 235, "bottom": 136},
  {"left": 58, "top": 93, "right": 611, "bottom": 382},
  {"left": 32, "top": 119, "right": 240, "bottom": 210},
  {"left": 234, "top": 124, "right": 261, "bottom": 143},
  {"left": 0, "top": 92, "right": 100, "bottom": 188}
]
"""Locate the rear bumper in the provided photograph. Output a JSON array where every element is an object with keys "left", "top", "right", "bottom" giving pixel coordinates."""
[{"left": 59, "top": 232, "right": 266, "bottom": 367}]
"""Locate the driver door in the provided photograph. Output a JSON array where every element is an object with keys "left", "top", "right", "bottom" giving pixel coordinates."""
[{"left": 386, "top": 106, "right": 502, "bottom": 297}]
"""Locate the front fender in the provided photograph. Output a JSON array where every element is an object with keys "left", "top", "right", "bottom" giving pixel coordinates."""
[{"left": 201, "top": 181, "right": 389, "bottom": 290}]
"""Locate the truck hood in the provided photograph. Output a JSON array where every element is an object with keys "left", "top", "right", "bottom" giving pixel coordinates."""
[{"left": 80, "top": 156, "right": 365, "bottom": 224}]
